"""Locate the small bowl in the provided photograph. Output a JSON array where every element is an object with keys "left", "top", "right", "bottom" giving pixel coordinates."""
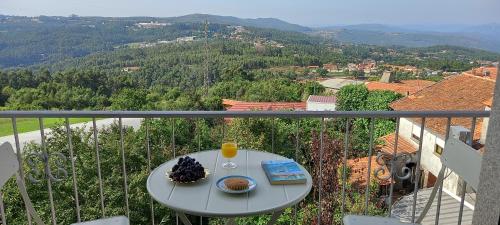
[
  {"left": 216, "top": 175, "right": 257, "bottom": 194},
  {"left": 166, "top": 169, "right": 210, "bottom": 184}
]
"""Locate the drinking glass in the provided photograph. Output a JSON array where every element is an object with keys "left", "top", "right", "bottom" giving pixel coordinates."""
[{"left": 221, "top": 138, "right": 238, "bottom": 169}]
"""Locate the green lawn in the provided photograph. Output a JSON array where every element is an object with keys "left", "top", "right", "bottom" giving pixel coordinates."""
[
  {"left": 0, "top": 118, "right": 93, "bottom": 137},
  {"left": 328, "top": 71, "right": 349, "bottom": 77}
]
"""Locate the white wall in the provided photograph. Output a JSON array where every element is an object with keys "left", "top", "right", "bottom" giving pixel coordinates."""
[
  {"left": 306, "top": 102, "right": 336, "bottom": 111},
  {"left": 398, "top": 118, "right": 461, "bottom": 194}
]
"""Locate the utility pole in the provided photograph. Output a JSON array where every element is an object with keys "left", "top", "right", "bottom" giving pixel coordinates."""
[{"left": 203, "top": 20, "right": 210, "bottom": 94}]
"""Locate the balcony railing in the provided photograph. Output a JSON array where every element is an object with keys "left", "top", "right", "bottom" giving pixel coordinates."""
[{"left": 0, "top": 110, "right": 489, "bottom": 225}]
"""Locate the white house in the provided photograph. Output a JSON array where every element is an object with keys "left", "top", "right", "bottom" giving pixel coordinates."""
[
  {"left": 306, "top": 95, "right": 336, "bottom": 111},
  {"left": 383, "top": 74, "right": 495, "bottom": 195}
]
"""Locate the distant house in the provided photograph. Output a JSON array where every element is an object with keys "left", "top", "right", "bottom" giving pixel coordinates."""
[
  {"left": 222, "top": 99, "right": 306, "bottom": 111},
  {"left": 347, "top": 63, "right": 358, "bottom": 72},
  {"left": 463, "top": 66, "right": 497, "bottom": 80},
  {"left": 307, "top": 65, "right": 320, "bottom": 72},
  {"left": 135, "top": 21, "right": 170, "bottom": 29},
  {"left": 122, "top": 66, "right": 140, "bottom": 72},
  {"left": 176, "top": 36, "right": 196, "bottom": 43},
  {"left": 322, "top": 63, "right": 338, "bottom": 72},
  {"left": 380, "top": 73, "right": 495, "bottom": 195},
  {"left": 306, "top": 95, "right": 336, "bottom": 111}
]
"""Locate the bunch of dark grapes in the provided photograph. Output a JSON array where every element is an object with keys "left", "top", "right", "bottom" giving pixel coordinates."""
[{"left": 169, "top": 156, "right": 206, "bottom": 182}]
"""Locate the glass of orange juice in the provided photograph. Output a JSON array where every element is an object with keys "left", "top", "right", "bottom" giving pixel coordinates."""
[{"left": 221, "top": 138, "right": 238, "bottom": 169}]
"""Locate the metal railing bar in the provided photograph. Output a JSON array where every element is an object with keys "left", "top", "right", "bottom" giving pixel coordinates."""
[
  {"left": 171, "top": 119, "right": 178, "bottom": 225},
  {"left": 221, "top": 118, "right": 226, "bottom": 145},
  {"left": 341, "top": 118, "right": 351, "bottom": 223},
  {"left": 171, "top": 119, "right": 176, "bottom": 158},
  {"left": 435, "top": 117, "right": 452, "bottom": 225},
  {"left": 12, "top": 117, "right": 33, "bottom": 225},
  {"left": 92, "top": 118, "right": 106, "bottom": 217},
  {"left": 65, "top": 118, "right": 81, "bottom": 222},
  {"left": 271, "top": 117, "right": 275, "bottom": 153},
  {"left": 411, "top": 118, "right": 426, "bottom": 223},
  {"left": 364, "top": 118, "right": 375, "bottom": 215},
  {"left": 0, "top": 191, "right": 6, "bottom": 225},
  {"left": 39, "top": 118, "right": 57, "bottom": 225},
  {"left": 0, "top": 110, "right": 489, "bottom": 119},
  {"left": 118, "top": 118, "right": 130, "bottom": 218},
  {"left": 388, "top": 117, "right": 400, "bottom": 216},
  {"left": 145, "top": 119, "right": 155, "bottom": 225},
  {"left": 198, "top": 119, "right": 202, "bottom": 152},
  {"left": 318, "top": 117, "right": 325, "bottom": 225},
  {"left": 294, "top": 119, "right": 300, "bottom": 225},
  {"left": 457, "top": 117, "right": 477, "bottom": 225}
]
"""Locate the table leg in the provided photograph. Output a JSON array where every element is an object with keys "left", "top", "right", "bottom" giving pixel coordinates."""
[
  {"left": 266, "top": 210, "right": 284, "bottom": 225},
  {"left": 177, "top": 212, "right": 193, "bottom": 225}
]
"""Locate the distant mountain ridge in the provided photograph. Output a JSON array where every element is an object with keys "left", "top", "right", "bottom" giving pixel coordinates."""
[
  {"left": 165, "top": 14, "right": 312, "bottom": 32},
  {"left": 314, "top": 23, "right": 500, "bottom": 53}
]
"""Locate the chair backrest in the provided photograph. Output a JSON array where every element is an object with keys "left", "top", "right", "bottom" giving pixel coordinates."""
[
  {"left": 0, "top": 142, "right": 19, "bottom": 188},
  {"left": 442, "top": 138, "right": 482, "bottom": 190},
  {"left": 0, "top": 142, "right": 46, "bottom": 225}
]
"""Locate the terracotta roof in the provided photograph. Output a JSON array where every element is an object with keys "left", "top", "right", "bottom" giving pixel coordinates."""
[
  {"left": 390, "top": 74, "right": 494, "bottom": 139},
  {"left": 347, "top": 156, "right": 391, "bottom": 187},
  {"left": 307, "top": 95, "right": 337, "bottom": 103},
  {"left": 323, "top": 63, "right": 337, "bottom": 70},
  {"left": 222, "top": 99, "right": 245, "bottom": 107},
  {"left": 224, "top": 100, "right": 306, "bottom": 111},
  {"left": 482, "top": 97, "right": 493, "bottom": 108},
  {"left": 366, "top": 80, "right": 435, "bottom": 95},
  {"left": 377, "top": 133, "right": 417, "bottom": 155}
]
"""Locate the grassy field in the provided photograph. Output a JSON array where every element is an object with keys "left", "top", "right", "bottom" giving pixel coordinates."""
[
  {"left": 0, "top": 118, "right": 93, "bottom": 137},
  {"left": 328, "top": 71, "right": 349, "bottom": 77}
]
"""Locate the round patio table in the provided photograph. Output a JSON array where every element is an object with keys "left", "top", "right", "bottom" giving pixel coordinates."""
[{"left": 146, "top": 149, "right": 312, "bottom": 225}]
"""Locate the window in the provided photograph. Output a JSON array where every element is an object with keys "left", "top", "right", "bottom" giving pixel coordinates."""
[
  {"left": 434, "top": 144, "right": 444, "bottom": 156},
  {"left": 411, "top": 133, "right": 421, "bottom": 142},
  {"left": 411, "top": 124, "right": 421, "bottom": 143}
]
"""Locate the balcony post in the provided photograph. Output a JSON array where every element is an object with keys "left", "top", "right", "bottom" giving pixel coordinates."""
[{"left": 472, "top": 64, "right": 500, "bottom": 225}]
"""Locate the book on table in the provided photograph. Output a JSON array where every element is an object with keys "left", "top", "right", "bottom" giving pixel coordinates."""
[{"left": 261, "top": 159, "right": 306, "bottom": 185}]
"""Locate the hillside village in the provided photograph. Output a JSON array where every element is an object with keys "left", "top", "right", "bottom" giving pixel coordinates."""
[{"left": 221, "top": 65, "right": 498, "bottom": 223}]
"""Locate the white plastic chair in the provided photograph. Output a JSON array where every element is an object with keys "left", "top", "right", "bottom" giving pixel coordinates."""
[
  {"left": 0, "top": 142, "right": 129, "bottom": 225},
  {"left": 344, "top": 138, "right": 482, "bottom": 225}
]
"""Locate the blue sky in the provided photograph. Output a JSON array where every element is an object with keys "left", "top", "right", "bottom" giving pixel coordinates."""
[{"left": 1, "top": 0, "right": 499, "bottom": 26}]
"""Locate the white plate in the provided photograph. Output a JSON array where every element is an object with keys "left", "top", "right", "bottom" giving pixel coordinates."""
[{"left": 216, "top": 175, "right": 257, "bottom": 194}]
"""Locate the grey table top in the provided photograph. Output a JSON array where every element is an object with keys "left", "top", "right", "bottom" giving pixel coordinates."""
[{"left": 146, "top": 150, "right": 313, "bottom": 217}]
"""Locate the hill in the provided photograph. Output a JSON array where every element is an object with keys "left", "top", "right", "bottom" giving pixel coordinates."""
[
  {"left": 166, "top": 14, "right": 311, "bottom": 32},
  {"left": 313, "top": 23, "right": 500, "bottom": 53}
]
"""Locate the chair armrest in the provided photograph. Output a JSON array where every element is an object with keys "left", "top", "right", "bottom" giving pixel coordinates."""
[
  {"left": 415, "top": 166, "right": 446, "bottom": 223},
  {"left": 16, "top": 173, "right": 46, "bottom": 225}
]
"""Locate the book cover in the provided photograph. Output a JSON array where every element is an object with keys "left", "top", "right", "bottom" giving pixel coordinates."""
[{"left": 261, "top": 159, "right": 306, "bottom": 185}]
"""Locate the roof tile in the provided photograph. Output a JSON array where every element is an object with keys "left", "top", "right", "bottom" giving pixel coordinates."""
[
  {"left": 390, "top": 74, "right": 494, "bottom": 138},
  {"left": 366, "top": 80, "right": 435, "bottom": 95}
]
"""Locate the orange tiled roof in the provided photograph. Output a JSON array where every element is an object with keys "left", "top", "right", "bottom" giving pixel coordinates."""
[
  {"left": 377, "top": 133, "right": 417, "bottom": 155},
  {"left": 224, "top": 100, "right": 306, "bottom": 111},
  {"left": 366, "top": 80, "right": 435, "bottom": 95},
  {"left": 347, "top": 156, "right": 391, "bottom": 187},
  {"left": 390, "top": 74, "right": 494, "bottom": 139},
  {"left": 482, "top": 97, "right": 493, "bottom": 108},
  {"left": 307, "top": 95, "right": 337, "bottom": 103},
  {"left": 222, "top": 99, "right": 245, "bottom": 107}
]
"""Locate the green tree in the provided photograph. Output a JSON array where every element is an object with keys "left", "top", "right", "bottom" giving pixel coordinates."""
[
  {"left": 110, "top": 88, "right": 148, "bottom": 110},
  {"left": 337, "top": 86, "right": 402, "bottom": 155}
]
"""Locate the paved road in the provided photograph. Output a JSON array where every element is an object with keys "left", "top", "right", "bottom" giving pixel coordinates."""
[{"left": 0, "top": 118, "right": 142, "bottom": 152}]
